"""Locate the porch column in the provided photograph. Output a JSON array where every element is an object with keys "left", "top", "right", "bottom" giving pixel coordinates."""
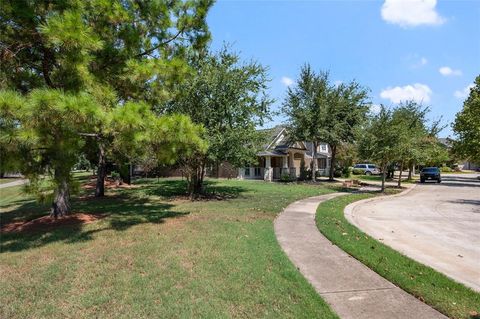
[
  {"left": 264, "top": 156, "right": 272, "bottom": 182},
  {"left": 282, "top": 155, "right": 288, "bottom": 175}
]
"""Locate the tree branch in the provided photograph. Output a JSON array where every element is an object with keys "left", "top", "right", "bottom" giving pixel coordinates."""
[{"left": 134, "top": 28, "right": 185, "bottom": 58}]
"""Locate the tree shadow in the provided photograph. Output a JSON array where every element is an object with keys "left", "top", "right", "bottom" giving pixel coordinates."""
[
  {"left": 447, "top": 199, "right": 480, "bottom": 207},
  {"left": 0, "top": 195, "right": 187, "bottom": 253},
  {"left": 138, "top": 178, "right": 248, "bottom": 200}
]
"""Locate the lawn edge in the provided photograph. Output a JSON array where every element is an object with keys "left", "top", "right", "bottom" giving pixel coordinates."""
[{"left": 315, "top": 191, "right": 480, "bottom": 319}]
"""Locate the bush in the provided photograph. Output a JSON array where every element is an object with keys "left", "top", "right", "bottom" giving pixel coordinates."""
[
  {"left": 280, "top": 173, "right": 294, "bottom": 183},
  {"left": 440, "top": 166, "right": 453, "bottom": 172},
  {"left": 352, "top": 168, "right": 364, "bottom": 175},
  {"left": 111, "top": 171, "right": 121, "bottom": 180},
  {"left": 342, "top": 167, "right": 352, "bottom": 178},
  {"left": 333, "top": 169, "right": 342, "bottom": 178},
  {"left": 299, "top": 168, "right": 312, "bottom": 181}
]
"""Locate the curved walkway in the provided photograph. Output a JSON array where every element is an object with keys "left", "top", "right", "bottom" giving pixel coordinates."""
[
  {"left": 346, "top": 173, "right": 480, "bottom": 292},
  {"left": 0, "top": 179, "right": 27, "bottom": 189},
  {"left": 274, "top": 193, "right": 446, "bottom": 319}
]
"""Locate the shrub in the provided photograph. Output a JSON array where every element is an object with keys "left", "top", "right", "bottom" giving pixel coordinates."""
[
  {"left": 111, "top": 171, "right": 121, "bottom": 180},
  {"left": 333, "top": 169, "right": 342, "bottom": 178},
  {"left": 440, "top": 166, "right": 453, "bottom": 172},
  {"left": 352, "top": 168, "right": 364, "bottom": 175},
  {"left": 342, "top": 167, "right": 352, "bottom": 178},
  {"left": 299, "top": 168, "right": 312, "bottom": 181},
  {"left": 280, "top": 173, "right": 294, "bottom": 183}
]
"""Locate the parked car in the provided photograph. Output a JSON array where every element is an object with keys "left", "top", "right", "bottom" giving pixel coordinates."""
[
  {"left": 353, "top": 163, "right": 380, "bottom": 175},
  {"left": 420, "top": 167, "right": 441, "bottom": 183}
]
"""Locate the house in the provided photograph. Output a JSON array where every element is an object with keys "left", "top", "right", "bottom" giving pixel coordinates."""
[
  {"left": 438, "top": 138, "right": 479, "bottom": 171},
  {"left": 239, "top": 125, "right": 332, "bottom": 181}
]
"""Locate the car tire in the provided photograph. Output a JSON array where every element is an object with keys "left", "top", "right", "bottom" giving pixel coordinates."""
[
  {"left": 420, "top": 179, "right": 425, "bottom": 183},
  {"left": 437, "top": 179, "right": 441, "bottom": 183},
  {"left": 365, "top": 171, "right": 372, "bottom": 176}
]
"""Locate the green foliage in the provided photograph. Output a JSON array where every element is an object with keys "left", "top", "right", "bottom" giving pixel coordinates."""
[
  {"left": 317, "top": 194, "right": 480, "bottom": 319},
  {"left": 280, "top": 173, "right": 294, "bottom": 183},
  {"left": 167, "top": 47, "right": 272, "bottom": 167},
  {"left": 0, "top": 89, "right": 101, "bottom": 204},
  {"left": 164, "top": 47, "right": 272, "bottom": 195},
  {"left": 440, "top": 166, "right": 453, "bottom": 172},
  {"left": 0, "top": 0, "right": 213, "bottom": 102},
  {"left": 453, "top": 75, "right": 480, "bottom": 164},
  {"left": 352, "top": 168, "right": 364, "bottom": 175},
  {"left": 282, "top": 65, "right": 369, "bottom": 180}
]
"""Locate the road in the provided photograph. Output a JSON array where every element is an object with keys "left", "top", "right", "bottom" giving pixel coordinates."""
[{"left": 346, "top": 173, "right": 480, "bottom": 292}]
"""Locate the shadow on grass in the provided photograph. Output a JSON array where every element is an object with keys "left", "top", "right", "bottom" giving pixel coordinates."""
[
  {"left": 0, "top": 194, "right": 187, "bottom": 253},
  {"left": 137, "top": 178, "right": 248, "bottom": 200},
  {"left": 1, "top": 179, "right": 249, "bottom": 253}
]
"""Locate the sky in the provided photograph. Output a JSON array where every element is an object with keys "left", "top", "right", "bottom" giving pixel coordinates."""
[{"left": 207, "top": 0, "right": 480, "bottom": 137}]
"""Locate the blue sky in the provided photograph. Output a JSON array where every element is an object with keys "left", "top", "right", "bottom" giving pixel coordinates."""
[{"left": 207, "top": 0, "right": 480, "bottom": 137}]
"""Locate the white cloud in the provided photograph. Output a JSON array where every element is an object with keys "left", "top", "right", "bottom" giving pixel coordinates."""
[
  {"left": 381, "top": 0, "right": 445, "bottom": 27},
  {"left": 281, "top": 76, "right": 294, "bottom": 87},
  {"left": 420, "top": 57, "right": 428, "bottom": 65},
  {"left": 334, "top": 80, "right": 343, "bottom": 87},
  {"left": 454, "top": 84, "right": 474, "bottom": 99},
  {"left": 439, "top": 66, "right": 462, "bottom": 76},
  {"left": 380, "top": 83, "right": 432, "bottom": 103},
  {"left": 370, "top": 104, "right": 382, "bottom": 114}
]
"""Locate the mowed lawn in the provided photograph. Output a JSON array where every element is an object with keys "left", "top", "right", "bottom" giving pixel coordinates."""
[{"left": 0, "top": 177, "right": 339, "bottom": 318}]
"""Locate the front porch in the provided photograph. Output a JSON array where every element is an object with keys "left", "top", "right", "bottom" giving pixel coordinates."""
[
  {"left": 239, "top": 147, "right": 321, "bottom": 181},
  {"left": 239, "top": 152, "right": 331, "bottom": 182}
]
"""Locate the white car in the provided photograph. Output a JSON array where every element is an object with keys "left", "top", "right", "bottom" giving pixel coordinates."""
[{"left": 354, "top": 163, "right": 380, "bottom": 175}]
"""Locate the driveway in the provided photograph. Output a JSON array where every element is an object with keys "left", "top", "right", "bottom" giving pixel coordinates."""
[{"left": 346, "top": 173, "right": 480, "bottom": 292}]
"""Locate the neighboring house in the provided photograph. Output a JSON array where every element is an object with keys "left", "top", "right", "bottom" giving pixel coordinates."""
[
  {"left": 239, "top": 125, "right": 331, "bottom": 181},
  {"left": 438, "top": 137, "right": 479, "bottom": 171}
]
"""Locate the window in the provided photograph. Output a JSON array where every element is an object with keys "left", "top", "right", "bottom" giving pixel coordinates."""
[
  {"left": 254, "top": 167, "right": 261, "bottom": 176},
  {"left": 244, "top": 168, "right": 250, "bottom": 176},
  {"left": 320, "top": 144, "right": 327, "bottom": 152}
]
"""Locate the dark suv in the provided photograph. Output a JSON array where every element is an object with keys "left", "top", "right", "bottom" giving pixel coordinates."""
[{"left": 420, "top": 167, "right": 441, "bottom": 183}]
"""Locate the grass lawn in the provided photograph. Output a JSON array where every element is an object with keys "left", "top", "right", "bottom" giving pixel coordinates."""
[
  {"left": 1, "top": 176, "right": 341, "bottom": 318},
  {"left": 316, "top": 194, "right": 480, "bottom": 319}
]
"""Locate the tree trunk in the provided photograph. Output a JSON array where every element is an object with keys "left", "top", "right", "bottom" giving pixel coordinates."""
[
  {"left": 408, "top": 162, "right": 413, "bottom": 180},
  {"left": 381, "top": 163, "right": 387, "bottom": 193},
  {"left": 50, "top": 171, "right": 71, "bottom": 218},
  {"left": 328, "top": 144, "right": 337, "bottom": 181},
  {"left": 95, "top": 142, "right": 106, "bottom": 197},
  {"left": 312, "top": 141, "right": 318, "bottom": 181},
  {"left": 188, "top": 159, "right": 206, "bottom": 199},
  {"left": 397, "top": 162, "right": 404, "bottom": 188}
]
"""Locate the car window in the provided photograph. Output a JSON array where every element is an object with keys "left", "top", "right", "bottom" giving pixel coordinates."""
[
  {"left": 368, "top": 165, "right": 376, "bottom": 169},
  {"left": 422, "top": 168, "right": 439, "bottom": 173}
]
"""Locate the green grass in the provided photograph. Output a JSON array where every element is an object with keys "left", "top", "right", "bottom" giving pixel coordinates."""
[
  {"left": 1, "top": 177, "right": 340, "bottom": 318},
  {"left": 315, "top": 194, "right": 480, "bottom": 319}
]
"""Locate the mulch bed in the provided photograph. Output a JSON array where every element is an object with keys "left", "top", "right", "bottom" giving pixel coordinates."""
[{"left": 1, "top": 212, "right": 105, "bottom": 234}]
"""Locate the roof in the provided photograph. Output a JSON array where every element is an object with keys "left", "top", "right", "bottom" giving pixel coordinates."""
[
  {"left": 255, "top": 125, "right": 312, "bottom": 157},
  {"left": 438, "top": 137, "right": 452, "bottom": 148}
]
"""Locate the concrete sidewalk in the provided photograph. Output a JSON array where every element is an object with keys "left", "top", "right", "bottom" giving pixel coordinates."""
[
  {"left": 274, "top": 193, "right": 446, "bottom": 319},
  {"left": 0, "top": 179, "right": 27, "bottom": 189}
]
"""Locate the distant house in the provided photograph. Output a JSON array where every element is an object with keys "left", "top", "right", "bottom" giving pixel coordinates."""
[
  {"left": 239, "top": 125, "right": 331, "bottom": 181},
  {"left": 438, "top": 137, "right": 479, "bottom": 170}
]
